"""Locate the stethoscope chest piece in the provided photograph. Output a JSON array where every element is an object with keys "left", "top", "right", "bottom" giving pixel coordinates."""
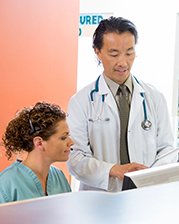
[{"left": 141, "top": 120, "right": 152, "bottom": 131}]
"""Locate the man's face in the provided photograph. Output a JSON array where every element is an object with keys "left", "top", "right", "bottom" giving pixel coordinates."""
[{"left": 95, "top": 31, "right": 136, "bottom": 85}]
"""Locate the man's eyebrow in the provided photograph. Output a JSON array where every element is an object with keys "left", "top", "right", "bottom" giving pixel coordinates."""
[
  {"left": 108, "top": 47, "right": 134, "bottom": 53},
  {"left": 127, "top": 47, "right": 134, "bottom": 51},
  {"left": 108, "top": 48, "right": 119, "bottom": 53}
]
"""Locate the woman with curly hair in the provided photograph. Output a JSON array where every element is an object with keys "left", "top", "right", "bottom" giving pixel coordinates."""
[{"left": 0, "top": 101, "right": 74, "bottom": 203}]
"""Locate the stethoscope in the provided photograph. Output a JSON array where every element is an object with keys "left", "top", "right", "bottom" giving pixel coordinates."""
[
  {"left": 89, "top": 75, "right": 152, "bottom": 131},
  {"left": 133, "top": 76, "right": 152, "bottom": 130},
  {"left": 89, "top": 76, "right": 110, "bottom": 122}
]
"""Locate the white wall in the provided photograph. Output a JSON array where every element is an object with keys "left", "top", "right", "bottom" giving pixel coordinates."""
[{"left": 78, "top": 0, "right": 179, "bottom": 145}]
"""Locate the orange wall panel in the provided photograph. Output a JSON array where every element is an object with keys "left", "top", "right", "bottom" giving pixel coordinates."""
[{"left": 0, "top": 0, "right": 79, "bottom": 182}]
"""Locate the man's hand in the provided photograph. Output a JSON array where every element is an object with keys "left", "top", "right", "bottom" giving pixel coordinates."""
[{"left": 109, "top": 163, "right": 148, "bottom": 181}]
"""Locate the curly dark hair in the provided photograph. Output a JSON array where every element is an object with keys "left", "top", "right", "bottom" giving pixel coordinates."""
[{"left": 2, "top": 101, "right": 66, "bottom": 160}]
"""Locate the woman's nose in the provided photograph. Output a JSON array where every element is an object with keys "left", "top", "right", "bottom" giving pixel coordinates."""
[{"left": 69, "top": 137, "right": 74, "bottom": 146}]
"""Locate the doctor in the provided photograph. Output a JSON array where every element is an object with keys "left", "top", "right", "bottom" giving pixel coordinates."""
[{"left": 67, "top": 16, "right": 177, "bottom": 192}]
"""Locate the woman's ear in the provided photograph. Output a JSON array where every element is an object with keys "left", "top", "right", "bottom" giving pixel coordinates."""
[{"left": 33, "top": 137, "right": 44, "bottom": 151}]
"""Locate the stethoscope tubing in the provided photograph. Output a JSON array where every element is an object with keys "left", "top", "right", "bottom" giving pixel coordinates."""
[
  {"left": 89, "top": 75, "right": 152, "bottom": 130},
  {"left": 133, "top": 76, "right": 148, "bottom": 121}
]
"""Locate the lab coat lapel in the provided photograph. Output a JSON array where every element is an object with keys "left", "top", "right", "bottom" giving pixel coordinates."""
[
  {"left": 98, "top": 75, "right": 119, "bottom": 116},
  {"left": 128, "top": 77, "right": 145, "bottom": 130}
]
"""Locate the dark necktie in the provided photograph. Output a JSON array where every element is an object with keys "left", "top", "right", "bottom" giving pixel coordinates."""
[{"left": 118, "top": 85, "right": 130, "bottom": 164}]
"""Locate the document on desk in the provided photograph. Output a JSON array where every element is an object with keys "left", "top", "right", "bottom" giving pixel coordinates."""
[{"left": 150, "top": 147, "right": 179, "bottom": 168}]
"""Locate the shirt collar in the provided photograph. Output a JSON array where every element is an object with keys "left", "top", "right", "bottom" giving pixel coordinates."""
[{"left": 103, "top": 72, "right": 133, "bottom": 96}]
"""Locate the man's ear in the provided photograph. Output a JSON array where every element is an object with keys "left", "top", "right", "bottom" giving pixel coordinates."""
[
  {"left": 33, "top": 137, "right": 44, "bottom": 151},
  {"left": 94, "top": 48, "right": 101, "bottom": 60}
]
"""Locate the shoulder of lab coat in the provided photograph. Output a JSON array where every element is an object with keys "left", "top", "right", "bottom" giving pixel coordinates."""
[{"left": 67, "top": 75, "right": 114, "bottom": 191}]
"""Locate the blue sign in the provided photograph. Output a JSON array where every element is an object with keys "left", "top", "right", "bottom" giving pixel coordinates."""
[
  {"left": 79, "top": 13, "right": 113, "bottom": 37},
  {"left": 80, "top": 15, "right": 103, "bottom": 26}
]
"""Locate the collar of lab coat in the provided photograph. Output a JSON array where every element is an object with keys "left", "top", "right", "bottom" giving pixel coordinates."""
[
  {"left": 98, "top": 74, "right": 119, "bottom": 116},
  {"left": 129, "top": 76, "right": 145, "bottom": 129}
]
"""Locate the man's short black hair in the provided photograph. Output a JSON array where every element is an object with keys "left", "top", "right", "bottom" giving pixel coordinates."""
[{"left": 93, "top": 16, "right": 138, "bottom": 51}]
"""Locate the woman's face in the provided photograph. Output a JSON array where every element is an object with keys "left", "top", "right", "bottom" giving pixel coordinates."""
[{"left": 43, "top": 120, "right": 74, "bottom": 163}]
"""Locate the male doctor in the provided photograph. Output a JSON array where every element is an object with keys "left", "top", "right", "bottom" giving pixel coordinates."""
[{"left": 67, "top": 16, "right": 177, "bottom": 192}]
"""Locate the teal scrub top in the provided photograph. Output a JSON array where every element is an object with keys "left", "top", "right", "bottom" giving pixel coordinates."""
[{"left": 0, "top": 160, "right": 71, "bottom": 204}]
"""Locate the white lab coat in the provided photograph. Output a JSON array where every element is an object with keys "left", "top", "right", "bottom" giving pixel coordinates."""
[{"left": 67, "top": 74, "right": 176, "bottom": 192}]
